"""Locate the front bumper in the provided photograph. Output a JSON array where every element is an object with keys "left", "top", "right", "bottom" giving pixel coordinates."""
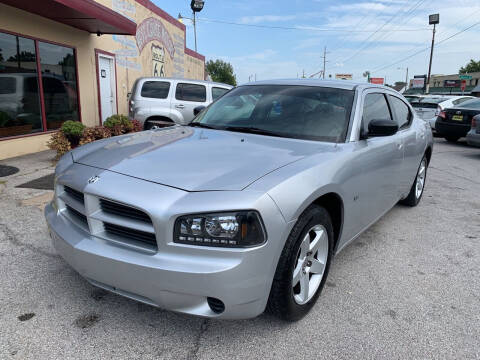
[
  {"left": 45, "top": 166, "right": 288, "bottom": 319},
  {"left": 435, "top": 120, "right": 471, "bottom": 137},
  {"left": 466, "top": 129, "right": 480, "bottom": 147}
]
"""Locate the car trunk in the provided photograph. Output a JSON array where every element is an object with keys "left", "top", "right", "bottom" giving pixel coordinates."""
[
  {"left": 411, "top": 102, "right": 438, "bottom": 120},
  {"left": 444, "top": 107, "right": 480, "bottom": 126}
]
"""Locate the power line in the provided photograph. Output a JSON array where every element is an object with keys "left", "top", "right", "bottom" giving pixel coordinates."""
[
  {"left": 196, "top": 17, "right": 429, "bottom": 33},
  {"left": 338, "top": 0, "right": 427, "bottom": 64},
  {"left": 371, "top": 18, "right": 480, "bottom": 73}
]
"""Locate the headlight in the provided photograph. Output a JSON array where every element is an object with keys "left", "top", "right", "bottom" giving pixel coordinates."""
[{"left": 174, "top": 211, "right": 266, "bottom": 248}]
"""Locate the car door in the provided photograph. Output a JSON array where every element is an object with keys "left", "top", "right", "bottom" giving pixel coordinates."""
[
  {"left": 387, "top": 94, "right": 419, "bottom": 194},
  {"left": 171, "top": 82, "right": 207, "bottom": 123},
  {"left": 352, "top": 91, "right": 405, "bottom": 229}
]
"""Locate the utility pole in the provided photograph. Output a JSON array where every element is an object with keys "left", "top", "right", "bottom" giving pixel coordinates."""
[
  {"left": 405, "top": 67, "right": 409, "bottom": 90},
  {"left": 426, "top": 14, "right": 439, "bottom": 94},
  {"left": 320, "top": 46, "right": 329, "bottom": 79}
]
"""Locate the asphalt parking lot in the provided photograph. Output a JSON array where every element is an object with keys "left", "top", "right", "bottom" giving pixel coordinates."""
[{"left": 0, "top": 138, "right": 479, "bottom": 359}]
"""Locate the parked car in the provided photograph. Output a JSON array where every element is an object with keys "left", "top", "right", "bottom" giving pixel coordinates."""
[
  {"left": 45, "top": 79, "right": 433, "bottom": 321},
  {"left": 436, "top": 98, "right": 480, "bottom": 142},
  {"left": 410, "top": 95, "right": 473, "bottom": 132},
  {"left": 466, "top": 114, "right": 480, "bottom": 147},
  {"left": 128, "top": 78, "right": 233, "bottom": 129}
]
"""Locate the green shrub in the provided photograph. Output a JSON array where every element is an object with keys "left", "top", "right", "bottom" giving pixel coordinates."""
[
  {"left": 61, "top": 120, "right": 86, "bottom": 138},
  {"left": 104, "top": 114, "right": 129, "bottom": 129}
]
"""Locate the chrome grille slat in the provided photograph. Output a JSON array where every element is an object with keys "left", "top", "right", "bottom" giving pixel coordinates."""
[
  {"left": 100, "top": 199, "right": 151, "bottom": 223},
  {"left": 64, "top": 186, "right": 84, "bottom": 204},
  {"left": 103, "top": 222, "right": 157, "bottom": 247},
  {"left": 90, "top": 211, "right": 155, "bottom": 234},
  {"left": 66, "top": 205, "right": 88, "bottom": 225},
  {"left": 58, "top": 192, "right": 86, "bottom": 215}
]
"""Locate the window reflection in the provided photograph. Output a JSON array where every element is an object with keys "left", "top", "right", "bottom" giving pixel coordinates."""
[
  {"left": 0, "top": 32, "right": 42, "bottom": 138},
  {"left": 38, "top": 42, "right": 79, "bottom": 130}
]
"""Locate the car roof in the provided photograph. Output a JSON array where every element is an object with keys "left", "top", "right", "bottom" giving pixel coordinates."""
[
  {"left": 239, "top": 78, "right": 391, "bottom": 91},
  {"left": 137, "top": 77, "right": 233, "bottom": 88}
]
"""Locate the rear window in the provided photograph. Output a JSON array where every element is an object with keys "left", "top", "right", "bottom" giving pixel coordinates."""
[
  {"left": 0, "top": 77, "right": 16, "bottom": 94},
  {"left": 175, "top": 83, "right": 206, "bottom": 102},
  {"left": 212, "top": 87, "right": 229, "bottom": 101},
  {"left": 458, "top": 98, "right": 480, "bottom": 109},
  {"left": 141, "top": 81, "right": 170, "bottom": 99},
  {"left": 418, "top": 97, "right": 451, "bottom": 104}
]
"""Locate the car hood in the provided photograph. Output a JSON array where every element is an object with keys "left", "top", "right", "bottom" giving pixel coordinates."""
[{"left": 72, "top": 126, "right": 330, "bottom": 191}]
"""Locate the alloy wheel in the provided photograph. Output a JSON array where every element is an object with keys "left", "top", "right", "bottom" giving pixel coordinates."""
[
  {"left": 415, "top": 158, "right": 427, "bottom": 199},
  {"left": 292, "top": 224, "right": 329, "bottom": 305}
]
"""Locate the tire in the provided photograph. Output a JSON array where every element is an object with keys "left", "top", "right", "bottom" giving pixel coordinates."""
[
  {"left": 144, "top": 121, "right": 157, "bottom": 130},
  {"left": 400, "top": 155, "right": 427, "bottom": 207},
  {"left": 267, "top": 204, "right": 334, "bottom": 321},
  {"left": 445, "top": 136, "right": 460, "bottom": 143}
]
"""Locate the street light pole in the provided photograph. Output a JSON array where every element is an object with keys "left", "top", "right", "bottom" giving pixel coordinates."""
[
  {"left": 426, "top": 14, "right": 439, "bottom": 94},
  {"left": 193, "top": 11, "right": 197, "bottom": 52}
]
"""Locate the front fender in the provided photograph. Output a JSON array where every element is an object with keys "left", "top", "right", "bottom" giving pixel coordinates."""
[{"left": 148, "top": 107, "right": 184, "bottom": 124}]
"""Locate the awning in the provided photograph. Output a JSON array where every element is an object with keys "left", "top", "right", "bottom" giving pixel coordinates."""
[{"left": 1, "top": 0, "right": 136, "bottom": 35}]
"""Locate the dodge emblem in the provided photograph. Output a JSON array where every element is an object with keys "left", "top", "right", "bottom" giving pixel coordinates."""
[{"left": 88, "top": 175, "right": 100, "bottom": 184}]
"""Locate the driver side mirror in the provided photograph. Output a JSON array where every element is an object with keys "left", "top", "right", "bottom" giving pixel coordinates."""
[
  {"left": 362, "top": 119, "right": 399, "bottom": 138},
  {"left": 193, "top": 106, "right": 205, "bottom": 116}
]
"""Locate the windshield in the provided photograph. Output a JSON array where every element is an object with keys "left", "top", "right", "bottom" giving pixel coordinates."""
[
  {"left": 458, "top": 98, "right": 480, "bottom": 109},
  {"left": 192, "top": 85, "right": 355, "bottom": 142}
]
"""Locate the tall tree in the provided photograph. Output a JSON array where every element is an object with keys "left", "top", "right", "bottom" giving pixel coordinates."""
[
  {"left": 206, "top": 59, "right": 237, "bottom": 86},
  {"left": 459, "top": 59, "right": 480, "bottom": 74}
]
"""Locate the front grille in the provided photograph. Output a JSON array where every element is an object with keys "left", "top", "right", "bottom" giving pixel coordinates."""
[
  {"left": 103, "top": 222, "right": 157, "bottom": 248},
  {"left": 100, "top": 199, "right": 152, "bottom": 223},
  {"left": 66, "top": 205, "right": 88, "bottom": 226},
  {"left": 64, "top": 186, "right": 84, "bottom": 204}
]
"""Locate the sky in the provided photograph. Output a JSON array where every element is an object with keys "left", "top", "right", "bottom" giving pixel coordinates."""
[{"left": 155, "top": 0, "right": 480, "bottom": 85}]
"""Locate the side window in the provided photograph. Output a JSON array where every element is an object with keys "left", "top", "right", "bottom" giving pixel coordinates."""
[
  {"left": 388, "top": 95, "right": 411, "bottom": 129},
  {"left": 362, "top": 93, "right": 392, "bottom": 133},
  {"left": 141, "top": 81, "right": 170, "bottom": 99},
  {"left": 212, "top": 87, "right": 229, "bottom": 101},
  {"left": 175, "top": 83, "right": 206, "bottom": 102}
]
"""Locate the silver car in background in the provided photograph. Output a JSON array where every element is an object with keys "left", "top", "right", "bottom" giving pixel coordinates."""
[
  {"left": 45, "top": 79, "right": 433, "bottom": 321},
  {"left": 410, "top": 95, "right": 473, "bottom": 131},
  {"left": 128, "top": 78, "right": 232, "bottom": 129}
]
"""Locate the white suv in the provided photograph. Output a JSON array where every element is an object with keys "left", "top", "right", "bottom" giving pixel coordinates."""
[{"left": 128, "top": 78, "right": 232, "bottom": 129}]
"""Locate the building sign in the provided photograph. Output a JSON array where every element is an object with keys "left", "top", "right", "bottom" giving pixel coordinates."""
[
  {"left": 335, "top": 73, "right": 353, "bottom": 80},
  {"left": 412, "top": 75, "right": 426, "bottom": 89},
  {"left": 444, "top": 79, "right": 461, "bottom": 88},
  {"left": 136, "top": 17, "right": 175, "bottom": 59},
  {"left": 370, "top": 77, "right": 384, "bottom": 85},
  {"left": 152, "top": 44, "right": 165, "bottom": 77}
]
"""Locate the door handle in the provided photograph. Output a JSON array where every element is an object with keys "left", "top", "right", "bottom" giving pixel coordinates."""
[{"left": 175, "top": 104, "right": 185, "bottom": 109}]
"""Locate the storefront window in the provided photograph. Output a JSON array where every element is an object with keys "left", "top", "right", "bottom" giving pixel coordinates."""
[
  {"left": 38, "top": 42, "right": 79, "bottom": 130},
  {"left": 0, "top": 31, "right": 80, "bottom": 139},
  {"left": 0, "top": 32, "right": 43, "bottom": 138}
]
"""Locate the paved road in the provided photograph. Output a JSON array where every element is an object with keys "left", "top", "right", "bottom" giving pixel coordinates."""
[{"left": 0, "top": 139, "right": 479, "bottom": 359}]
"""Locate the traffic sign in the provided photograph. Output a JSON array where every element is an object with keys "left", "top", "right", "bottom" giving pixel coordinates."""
[{"left": 459, "top": 75, "right": 472, "bottom": 80}]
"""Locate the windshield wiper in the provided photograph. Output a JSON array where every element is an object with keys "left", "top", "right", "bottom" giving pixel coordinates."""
[
  {"left": 188, "top": 122, "right": 219, "bottom": 129},
  {"left": 222, "top": 126, "right": 287, "bottom": 138}
]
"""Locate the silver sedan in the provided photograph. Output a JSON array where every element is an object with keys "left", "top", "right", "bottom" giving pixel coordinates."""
[{"left": 45, "top": 79, "right": 433, "bottom": 321}]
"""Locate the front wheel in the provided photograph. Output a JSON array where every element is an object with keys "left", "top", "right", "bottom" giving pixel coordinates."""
[
  {"left": 267, "top": 205, "right": 333, "bottom": 321},
  {"left": 400, "top": 155, "right": 427, "bottom": 206}
]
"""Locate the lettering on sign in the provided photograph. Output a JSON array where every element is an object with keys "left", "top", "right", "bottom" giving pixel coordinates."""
[
  {"left": 136, "top": 17, "right": 175, "bottom": 59},
  {"left": 152, "top": 44, "right": 165, "bottom": 77}
]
